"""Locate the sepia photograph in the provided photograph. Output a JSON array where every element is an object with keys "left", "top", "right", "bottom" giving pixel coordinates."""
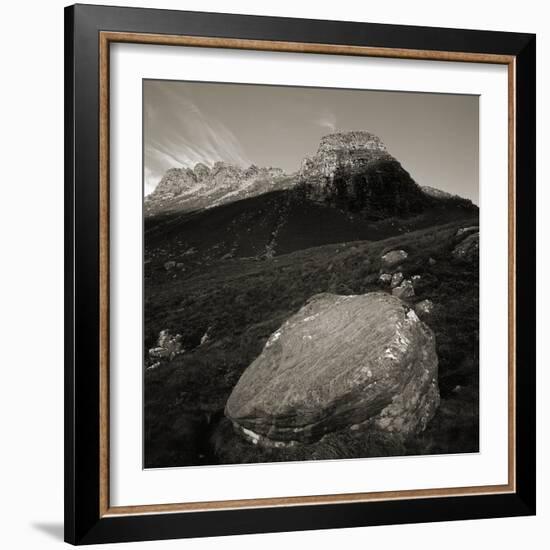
[{"left": 143, "top": 79, "right": 480, "bottom": 469}]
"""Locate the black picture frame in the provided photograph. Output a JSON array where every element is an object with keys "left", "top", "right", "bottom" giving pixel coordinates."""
[{"left": 65, "top": 3, "right": 536, "bottom": 545}]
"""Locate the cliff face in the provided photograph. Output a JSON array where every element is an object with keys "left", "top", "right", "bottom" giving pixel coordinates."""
[
  {"left": 298, "top": 131, "right": 446, "bottom": 220},
  {"left": 299, "top": 131, "right": 391, "bottom": 185}
]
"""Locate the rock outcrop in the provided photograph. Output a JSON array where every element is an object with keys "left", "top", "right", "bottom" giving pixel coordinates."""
[
  {"left": 148, "top": 329, "right": 184, "bottom": 362},
  {"left": 225, "top": 292, "right": 439, "bottom": 447},
  {"left": 297, "top": 132, "right": 438, "bottom": 219},
  {"left": 299, "top": 131, "right": 391, "bottom": 185},
  {"left": 456, "top": 226, "right": 479, "bottom": 239},
  {"left": 452, "top": 232, "right": 479, "bottom": 262}
]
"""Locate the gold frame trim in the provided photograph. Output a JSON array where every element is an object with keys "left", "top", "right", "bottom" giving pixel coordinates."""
[{"left": 98, "top": 32, "right": 516, "bottom": 518}]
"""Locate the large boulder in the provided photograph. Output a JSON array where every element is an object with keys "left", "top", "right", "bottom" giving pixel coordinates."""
[{"left": 225, "top": 292, "right": 439, "bottom": 447}]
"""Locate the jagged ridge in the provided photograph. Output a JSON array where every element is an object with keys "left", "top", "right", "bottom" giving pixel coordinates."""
[{"left": 145, "top": 161, "right": 293, "bottom": 217}]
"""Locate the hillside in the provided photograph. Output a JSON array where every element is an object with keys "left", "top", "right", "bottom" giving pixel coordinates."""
[
  {"left": 145, "top": 187, "right": 476, "bottom": 269},
  {"left": 144, "top": 216, "right": 479, "bottom": 467}
]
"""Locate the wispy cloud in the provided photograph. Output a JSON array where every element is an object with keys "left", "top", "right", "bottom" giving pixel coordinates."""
[
  {"left": 144, "top": 82, "right": 253, "bottom": 195},
  {"left": 316, "top": 111, "right": 337, "bottom": 134}
]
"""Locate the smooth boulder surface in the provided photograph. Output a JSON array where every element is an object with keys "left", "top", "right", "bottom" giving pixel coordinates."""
[{"left": 225, "top": 292, "right": 439, "bottom": 447}]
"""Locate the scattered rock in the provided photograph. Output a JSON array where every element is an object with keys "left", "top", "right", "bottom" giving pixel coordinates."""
[
  {"left": 392, "top": 280, "right": 415, "bottom": 300},
  {"left": 176, "top": 262, "right": 185, "bottom": 270},
  {"left": 164, "top": 261, "right": 176, "bottom": 271},
  {"left": 414, "top": 299, "right": 434, "bottom": 317},
  {"left": 148, "top": 329, "right": 184, "bottom": 362},
  {"left": 200, "top": 328, "right": 211, "bottom": 346},
  {"left": 381, "top": 250, "right": 408, "bottom": 269},
  {"left": 391, "top": 272, "right": 404, "bottom": 288},
  {"left": 225, "top": 292, "right": 439, "bottom": 447},
  {"left": 428, "top": 257, "right": 437, "bottom": 266},
  {"left": 452, "top": 233, "right": 479, "bottom": 262},
  {"left": 378, "top": 273, "right": 392, "bottom": 285}
]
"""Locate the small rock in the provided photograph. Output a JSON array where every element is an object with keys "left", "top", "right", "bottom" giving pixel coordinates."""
[
  {"left": 390, "top": 272, "right": 404, "bottom": 288},
  {"left": 148, "top": 347, "right": 171, "bottom": 359},
  {"left": 200, "top": 328, "right": 211, "bottom": 346},
  {"left": 392, "top": 280, "right": 415, "bottom": 300},
  {"left": 428, "top": 257, "right": 437, "bottom": 266},
  {"left": 152, "top": 329, "right": 184, "bottom": 360},
  {"left": 456, "top": 226, "right": 479, "bottom": 238},
  {"left": 176, "top": 262, "right": 185, "bottom": 270},
  {"left": 381, "top": 250, "right": 408, "bottom": 269},
  {"left": 164, "top": 261, "right": 176, "bottom": 271},
  {"left": 379, "top": 273, "right": 392, "bottom": 285},
  {"left": 414, "top": 299, "right": 434, "bottom": 317}
]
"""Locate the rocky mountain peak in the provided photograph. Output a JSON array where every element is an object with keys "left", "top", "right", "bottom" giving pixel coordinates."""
[
  {"left": 145, "top": 159, "right": 293, "bottom": 217},
  {"left": 299, "top": 131, "right": 392, "bottom": 185},
  {"left": 317, "top": 131, "right": 388, "bottom": 155}
]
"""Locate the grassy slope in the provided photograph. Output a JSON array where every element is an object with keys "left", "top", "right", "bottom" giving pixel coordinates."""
[
  {"left": 144, "top": 216, "right": 479, "bottom": 468},
  {"left": 145, "top": 189, "right": 476, "bottom": 263}
]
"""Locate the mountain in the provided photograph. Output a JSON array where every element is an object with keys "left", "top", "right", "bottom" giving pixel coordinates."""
[
  {"left": 145, "top": 162, "right": 294, "bottom": 217},
  {"left": 145, "top": 131, "right": 476, "bottom": 264},
  {"left": 297, "top": 131, "right": 474, "bottom": 220},
  {"left": 145, "top": 131, "right": 475, "bottom": 219}
]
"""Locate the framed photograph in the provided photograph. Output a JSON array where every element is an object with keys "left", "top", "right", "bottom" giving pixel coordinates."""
[{"left": 64, "top": 4, "right": 536, "bottom": 545}]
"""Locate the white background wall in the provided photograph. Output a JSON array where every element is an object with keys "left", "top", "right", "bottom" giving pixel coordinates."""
[{"left": 0, "top": 0, "right": 546, "bottom": 548}]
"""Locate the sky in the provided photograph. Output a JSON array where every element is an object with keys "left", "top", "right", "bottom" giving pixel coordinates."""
[{"left": 143, "top": 79, "right": 479, "bottom": 204}]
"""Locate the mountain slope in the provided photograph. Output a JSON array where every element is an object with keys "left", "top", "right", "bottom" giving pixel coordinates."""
[{"left": 145, "top": 187, "right": 477, "bottom": 270}]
